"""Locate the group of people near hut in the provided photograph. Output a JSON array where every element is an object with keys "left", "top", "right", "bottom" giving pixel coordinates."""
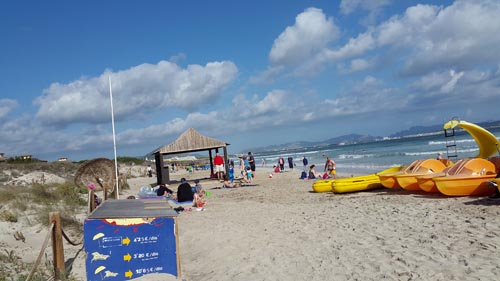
[
  {"left": 213, "top": 152, "right": 256, "bottom": 188},
  {"left": 156, "top": 178, "right": 206, "bottom": 209}
]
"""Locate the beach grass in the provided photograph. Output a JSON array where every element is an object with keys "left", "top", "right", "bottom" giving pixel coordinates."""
[{"left": 0, "top": 181, "right": 87, "bottom": 280}]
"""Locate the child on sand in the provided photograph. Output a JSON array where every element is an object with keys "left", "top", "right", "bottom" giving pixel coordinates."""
[
  {"left": 222, "top": 175, "right": 240, "bottom": 188},
  {"left": 193, "top": 184, "right": 207, "bottom": 209},
  {"left": 246, "top": 166, "right": 253, "bottom": 182}
]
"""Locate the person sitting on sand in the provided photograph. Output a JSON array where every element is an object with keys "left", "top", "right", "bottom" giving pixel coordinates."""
[
  {"left": 193, "top": 192, "right": 206, "bottom": 208},
  {"left": 308, "top": 165, "right": 322, "bottom": 179},
  {"left": 191, "top": 179, "right": 202, "bottom": 194},
  {"left": 177, "top": 178, "right": 194, "bottom": 202},
  {"left": 192, "top": 180, "right": 207, "bottom": 208},
  {"left": 273, "top": 165, "right": 280, "bottom": 173},
  {"left": 221, "top": 175, "right": 240, "bottom": 188},
  {"left": 156, "top": 183, "right": 174, "bottom": 196}
]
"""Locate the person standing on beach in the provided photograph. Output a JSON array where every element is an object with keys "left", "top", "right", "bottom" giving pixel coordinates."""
[
  {"left": 324, "top": 157, "right": 336, "bottom": 178},
  {"left": 302, "top": 157, "right": 308, "bottom": 170},
  {"left": 248, "top": 152, "right": 256, "bottom": 179},
  {"left": 278, "top": 156, "right": 285, "bottom": 172},
  {"left": 147, "top": 165, "right": 153, "bottom": 177},
  {"left": 214, "top": 152, "right": 224, "bottom": 180},
  {"left": 238, "top": 155, "right": 245, "bottom": 178},
  {"left": 287, "top": 156, "right": 294, "bottom": 170}
]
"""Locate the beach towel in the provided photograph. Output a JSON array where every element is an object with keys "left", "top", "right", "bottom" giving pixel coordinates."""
[{"left": 172, "top": 199, "right": 194, "bottom": 205}]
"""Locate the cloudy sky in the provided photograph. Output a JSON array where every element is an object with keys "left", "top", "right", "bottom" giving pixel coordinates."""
[{"left": 1, "top": 0, "right": 500, "bottom": 161}]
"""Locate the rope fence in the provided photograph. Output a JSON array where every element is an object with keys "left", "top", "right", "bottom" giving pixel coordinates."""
[
  {"left": 25, "top": 212, "right": 83, "bottom": 281},
  {"left": 25, "top": 222, "right": 54, "bottom": 281}
]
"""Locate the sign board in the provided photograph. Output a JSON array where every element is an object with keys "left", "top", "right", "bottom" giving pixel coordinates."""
[{"left": 84, "top": 200, "right": 179, "bottom": 280}]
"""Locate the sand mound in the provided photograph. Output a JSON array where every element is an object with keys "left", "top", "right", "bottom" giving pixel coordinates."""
[{"left": 6, "top": 171, "right": 66, "bottom": 186}]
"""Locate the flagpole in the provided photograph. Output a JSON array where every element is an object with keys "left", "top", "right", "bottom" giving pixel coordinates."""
[{"left": 109, "top": 75, "right": 120, "bottom": 199}]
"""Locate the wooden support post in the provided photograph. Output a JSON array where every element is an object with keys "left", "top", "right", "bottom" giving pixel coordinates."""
[
  {"left": 103, "top": 185, "right": 108, "bottom": 201},
  {"left": 223, "top": 146, "right": 229, "bottom": 177},
  {"left": 89, "top": 190, "right": 96, "bottom": 213},
  {"left": 49, "top": 212, "right": 65, "bottom": 279},
  {"left": 208, "top": 150, "right": 214, "bottom": 177}
]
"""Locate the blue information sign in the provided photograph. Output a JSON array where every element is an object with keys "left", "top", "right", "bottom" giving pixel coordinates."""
[{"left": 84, "top": 217, "right": 178, "bottom": 280}]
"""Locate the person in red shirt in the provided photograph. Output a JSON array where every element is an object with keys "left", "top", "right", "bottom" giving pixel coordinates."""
[{"left": 214, "top": 152, "right": 225, "bottom": 180}]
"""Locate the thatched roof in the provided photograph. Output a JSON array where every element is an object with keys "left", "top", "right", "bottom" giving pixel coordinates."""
[{"left": 155, "top": 128, "right": 229, "bottom": 155}]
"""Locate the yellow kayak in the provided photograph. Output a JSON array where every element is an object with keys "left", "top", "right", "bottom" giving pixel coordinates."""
[
  {"left": 312, "top": 179, "right": 334, "bottom": 193},
  {"left": 311, "top": 166, "right": 402, "bottom": 193},
  {"left": 332, "top": 166, "right": 403, "bottom": 194}
]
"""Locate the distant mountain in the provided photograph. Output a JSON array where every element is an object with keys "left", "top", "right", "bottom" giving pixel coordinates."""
[
  {"left": 389, "top": 120, "right": 500, "bottom": 138},
  {"left": 244, "top": 134, "right": 380, "bottom": 154},
  {"left": 244, "top": 120, "right": 500, "bottom": 154},
  {"left": 389, "top": 124, "right": 443, "bottom": 138}
]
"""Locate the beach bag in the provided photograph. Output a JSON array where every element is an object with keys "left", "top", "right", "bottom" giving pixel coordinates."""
[
  {"left": 300, "top": 171, "right": 307, "bottom": 179},
  {"left": 322, "top": 173, "right": 328, "bottom": 179}
]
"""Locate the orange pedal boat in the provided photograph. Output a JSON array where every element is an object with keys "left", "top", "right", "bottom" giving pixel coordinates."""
[
  {"left": 395, "top": 159, "right": 450, "bottom": 191},
  {"left": 433, "top": 158, "right": 498, "bottom": 196}
]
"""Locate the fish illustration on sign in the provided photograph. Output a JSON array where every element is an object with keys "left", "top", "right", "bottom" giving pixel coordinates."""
[
  {"left": 91, "top": 252, "right": 110, "bottom": 262},
  {"left": 104, "top": 270, "right": 118, "bottom": 278}
]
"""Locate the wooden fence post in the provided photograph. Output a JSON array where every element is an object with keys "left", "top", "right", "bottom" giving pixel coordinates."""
[
  {"left": 89, "top": 190, "right": 95, "bottom": 213},
  {"left": 103, "top": 185, "right": 108, "bottom": 201},
  {"left": 49, "top": 212, "right": 65, "bottom": 279}
]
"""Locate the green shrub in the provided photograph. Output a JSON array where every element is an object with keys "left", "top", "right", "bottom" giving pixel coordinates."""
[
  {"left": 55, "top": 182, "right": 86, "bottom": 206},
  {"left": 0, "top": 188, "right": 16, "bottom": 203},
  {"left": 117, "top": 156, "right": 145, "bottom": 165},
  {"left": 0, "top": 210, "right": 17, "bottom": 222},
  {"left": 31, "top": 184, "right": 57, "bottom": 204}
]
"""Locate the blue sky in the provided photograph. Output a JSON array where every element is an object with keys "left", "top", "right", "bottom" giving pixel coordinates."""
[{"left": 1, "top": 0, "right": 500, "bottom": 161}]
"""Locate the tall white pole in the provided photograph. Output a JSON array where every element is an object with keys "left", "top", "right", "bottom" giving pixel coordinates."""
[{"left": 109, "top": 75, "right": 120, "bottom": 199}]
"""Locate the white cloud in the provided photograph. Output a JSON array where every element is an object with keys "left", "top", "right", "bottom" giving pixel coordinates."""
[
  {"left": 440, "top": 70, "right": 464, "bottom": 93},
  {"left": 340, "top": 0, "right": 392, "bottom": 15},
  {"left": 0, "top": 99, "right": 18, "bottom": 119},
  {"left": 169, "top": 53, "right": 187, "bottom": 63},
  {"left": 340, "top": 0, "right": 392, "bottom": 25},
  {"left": 35, "top": 60, "right": 238, "bottom": 127},
  {"left": 411, "top": 71, "right": 450, "bottom": 92},
  {"left": 312, "top": 76, "right": 406, "bottom": 118},
  {"left": 408, "top": 68, "right": 500, "bottom": 113},
  {"left": 403, "top": 1, "right": 500, "bottom": 75},
  {"left": 114, "top": 90, "right": 297, "bottom": 148},
  {"left": 325, "top": 31, "right": 376, "bottom": 61},
  {"left": 248, "top": 65, "right": 284, "bottom": 85},
  {"left": 338, "top": 58, "right": 374, "bottom": 73},
  {"left": 269, "top": 7, "right": 339, "bottom": 67},
  {"left": 329, "top": 1, "right": 500, "bottom": 76}
]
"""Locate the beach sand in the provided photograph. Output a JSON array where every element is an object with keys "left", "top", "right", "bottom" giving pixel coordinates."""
[{"left": 3, "top": 167, "right": 500, "bottom": 280}]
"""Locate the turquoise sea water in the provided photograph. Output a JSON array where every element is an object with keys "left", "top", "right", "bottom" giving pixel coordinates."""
[{"left": 250, "top": 128, "right": 500, "bottom": 175}]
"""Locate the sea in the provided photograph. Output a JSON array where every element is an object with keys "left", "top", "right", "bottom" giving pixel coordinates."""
[{"left": 246, "top": 128, "right": 500, "bottom": 176}]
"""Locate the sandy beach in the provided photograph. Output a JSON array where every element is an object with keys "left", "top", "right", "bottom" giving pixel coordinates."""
[{"left": 2, "top": 166, "right": 500, "bottom": 280}]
